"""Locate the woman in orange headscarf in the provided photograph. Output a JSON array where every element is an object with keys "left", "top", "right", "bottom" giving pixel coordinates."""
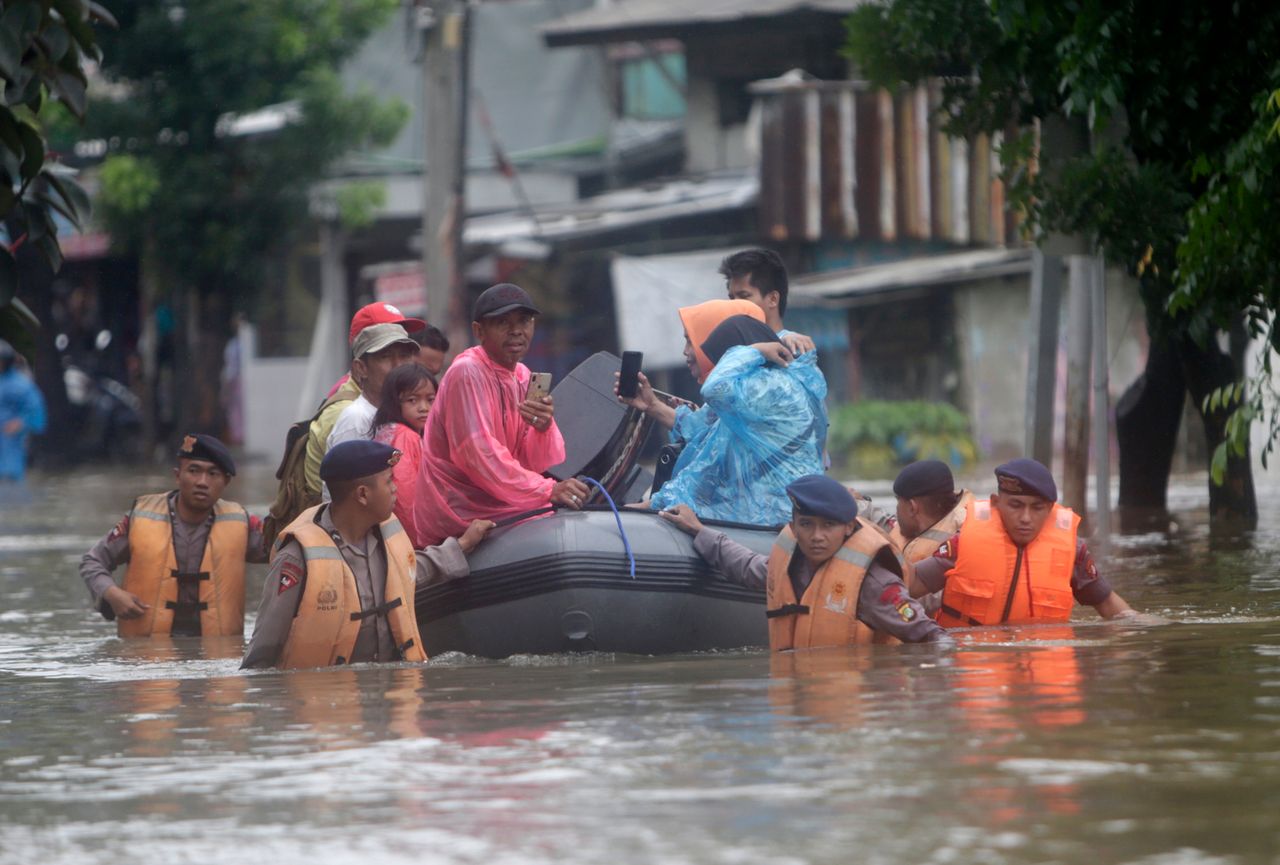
[
  {"left": 676, "top": 299, "right": 765, "bottom": 383},
  {"left": 621, "top": 300, "right": 826, "bottom": 526}
]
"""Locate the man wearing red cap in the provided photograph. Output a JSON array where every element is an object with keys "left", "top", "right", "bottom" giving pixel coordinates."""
[
  {"left": 304, "top": 303, "right": 426, "bottom": 499},
  {"left": 413, "top": 284, "right": 590, "bottom": 546}
]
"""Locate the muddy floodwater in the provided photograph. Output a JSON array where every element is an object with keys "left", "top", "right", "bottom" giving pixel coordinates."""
[{"left": 1, "top": 466, "right": 1278, "bottom": 865}]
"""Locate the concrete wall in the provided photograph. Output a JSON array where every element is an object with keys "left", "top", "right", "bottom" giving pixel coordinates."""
[
  {"left": 953, "top": 263, "right": 1147, "bottom": 466},
  {"left": 684, "top": 75, "right": 749, "bottom": 173}
]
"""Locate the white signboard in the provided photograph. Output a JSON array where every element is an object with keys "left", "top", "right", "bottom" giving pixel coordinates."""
[{"left": 611, "top": 249, "right": 736, "bottom": 370}]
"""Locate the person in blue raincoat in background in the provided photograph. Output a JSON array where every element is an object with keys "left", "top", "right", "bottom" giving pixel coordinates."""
[
  {"left": 643, "top": 314, "right": 825, "bottom": 526},
  {"left": 0, "top": 339, "right": 47, "bottom": 483}
]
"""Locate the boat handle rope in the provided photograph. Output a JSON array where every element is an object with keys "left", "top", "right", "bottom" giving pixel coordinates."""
[
  {"left": 579, "top": 476, "right": 636, "bottom": 580},
  {"left": 487, "top": 480, "right": 636, "bottom": 579}
]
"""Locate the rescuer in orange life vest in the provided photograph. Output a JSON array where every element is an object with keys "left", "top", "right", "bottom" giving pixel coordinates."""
[
  {"left": 662, "top": 474, "right": 954, "bottom": 649},
  {"left": 79, "top": 434, "right": 269, "bottom": 638},
  {"left": 240, "top": 439, "right": 493, "bottom": 669},
  {"left": 911, "top": 458, "right": 1139, "bottom": 627},
  {"left": 851, "top": 459, "right": 975, "bottom": 612}
]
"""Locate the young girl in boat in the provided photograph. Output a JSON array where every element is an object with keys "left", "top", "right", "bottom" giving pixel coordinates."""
[{"left": 371, "top": 363, "right": 437, "bottom": 536}]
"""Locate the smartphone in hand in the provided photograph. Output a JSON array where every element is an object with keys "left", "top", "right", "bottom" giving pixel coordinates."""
[
  {"left": 618, "top": 351, "right": 643, "bottom": 399},
  {"left": 527, "top": 372, "right": 553, "bottom": 401}
]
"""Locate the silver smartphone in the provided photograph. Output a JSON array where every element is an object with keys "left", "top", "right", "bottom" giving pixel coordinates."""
[{"left": 527, "top": 372, "right": 553, "bottom": 401}]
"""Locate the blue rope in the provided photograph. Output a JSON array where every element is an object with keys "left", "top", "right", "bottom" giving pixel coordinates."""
[{"left": 580, "top": 476, "right": 636, "bottom": 580}]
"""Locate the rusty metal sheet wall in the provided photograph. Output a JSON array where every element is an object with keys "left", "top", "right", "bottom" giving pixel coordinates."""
[{"left": 756, "top": 80, "right": 1024, "bottom": 247}]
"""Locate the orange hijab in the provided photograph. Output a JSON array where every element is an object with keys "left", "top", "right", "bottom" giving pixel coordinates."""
[{"left": 677, "top": 299, "right": 766, "bottom": 383}]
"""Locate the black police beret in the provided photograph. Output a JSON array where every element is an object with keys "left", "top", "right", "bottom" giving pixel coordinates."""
[
  {"left": 320, "top": 440, "right": 401, "bottom": 483},
  {"left": 893, "top": 459, "right": 955, "bottom": 499},
  {"left": 785, "top": 474, "right": 858, "bottom": 523},
  {"left": 177, "top": 433, "right": 236, "bottom": 476},
  {"left": 995, "top": 457, "right": 1057, "bottom": 501}
]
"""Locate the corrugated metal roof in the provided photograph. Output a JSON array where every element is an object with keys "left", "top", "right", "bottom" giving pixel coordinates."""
[
  {"left": 464, "top": 171, "right": 757, "bottom": 246},
  {"left": 790, "top": 248, "right": 1033, "bottom": 306},
  {"left": 542, "top": 0, "right": 865, "bottom": 46}
]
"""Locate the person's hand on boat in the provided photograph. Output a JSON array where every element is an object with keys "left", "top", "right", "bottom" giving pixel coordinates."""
[
  {"left": 659, "top": 504, "right": 705, "bottom": 536},
  {"left": 520, "top": 393, "right": 555, "bottom": 431},
  {"left": 457, "top": 519, "right": 497, "bottom": 554},
  {"left": 779, "top": 331, "right": 815, "bottom": 357},
  {"left": 551, "top": 477, "right": 591, "bottom": 509},
  {"left": 102, "top": 585, "right": 150, "bottom": 620},
  {"left": 752, "top": 341, "right": 793, "bottom": 367}
]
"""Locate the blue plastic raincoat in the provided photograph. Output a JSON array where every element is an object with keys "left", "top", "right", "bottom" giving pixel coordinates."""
[
  {"left": 0, "top": 368, "right": 46, "bottom": 481},
  {"left": 650, "top": 345, "right": 826, "bottom": 526}
]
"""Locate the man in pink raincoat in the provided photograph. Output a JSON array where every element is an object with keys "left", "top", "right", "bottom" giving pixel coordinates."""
[{"left": 412, "top": 284, "right": 590, "bottom": 547}]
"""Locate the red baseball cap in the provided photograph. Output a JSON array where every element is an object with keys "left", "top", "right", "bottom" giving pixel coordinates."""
[{"left": 348, "top": 302, "right": 426, "bottom": 345}]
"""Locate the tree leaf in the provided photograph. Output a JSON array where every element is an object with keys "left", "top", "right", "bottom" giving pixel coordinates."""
[
  {"left": 1210, "top": 442, "right": 1227, "bottom": 486},
  {"left": 86, "top": 1, "right": 119, "bottom": 29},
  {"left": 16, "top": 120, "right": 42, "bottom": 183},
  {"left": 0, "top": 246, "right": 15, "bottom": 307},
  {"left": 50, "top": 67, "right": 87, "bottom": 118},
  {"left": 35, "top": 232, "right": 63, "bottom": 273},
  {"left": 42, "top": 170, "right": 89, "bottom": 225}
]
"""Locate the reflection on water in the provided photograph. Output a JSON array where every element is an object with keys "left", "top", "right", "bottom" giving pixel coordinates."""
[{"left": 1, "top": 466, "right": 1278, "bottom": 865}]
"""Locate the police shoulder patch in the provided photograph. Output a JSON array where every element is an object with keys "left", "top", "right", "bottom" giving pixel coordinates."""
[
  {"left": 107, "top": 515, "right": 130, "bottom": 542},
  {"left": 278, "top": 561, "right": 304, "bottom": 594},
  {"left": 896, "top": 602, "right": 917, "bottom": 622}
]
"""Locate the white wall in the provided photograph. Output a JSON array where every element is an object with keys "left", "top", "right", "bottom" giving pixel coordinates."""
[{"left": 238, "top": 323, "right": 311, "bottom": 461}]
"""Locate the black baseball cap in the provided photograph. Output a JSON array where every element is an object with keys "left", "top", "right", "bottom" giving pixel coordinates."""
[{"left": 472, "top": 283, "right": 541, "bottom": 321}]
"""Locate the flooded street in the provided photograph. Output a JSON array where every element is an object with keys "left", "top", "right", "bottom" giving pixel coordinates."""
[{"left": 2, "top": 466, "right": 1278, "bottom": 865}]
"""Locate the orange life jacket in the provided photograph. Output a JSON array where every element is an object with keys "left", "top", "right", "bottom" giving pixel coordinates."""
[
  {"left": 889, "top": 490, "right": 973, "bottom": 597},
  {"left": 276, "top": 506, "right": 426, "bottom": 669},
  {"left": 120, "top": 492, "right": 248, "bottom": 638},
  {"left": 937, "top": 498, "right": 1079, "bottom": 628},
  {"left": 889, "top": 489, "right": 973, "bottom": 563},
  {"left": 765, "top": 518, "right": 907, "bottom": 650}
]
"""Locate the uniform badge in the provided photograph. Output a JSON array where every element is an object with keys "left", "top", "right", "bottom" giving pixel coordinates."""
[
  {"left": 896, "top": 602, "right": 917, "bottom": 622},
  {"left": 107, "top": 516, "right": 129, "bottom": 542},
  {"left": 278, "top": 562, "right": 303, "bottom": 594},
  {"left": 936, "top": 540, "right": 952, "bottom": 560},
  {"left": 181, "top": 434, "right": 198, "bottom": 453},
  {"left": 879, "top": 584, "right": 904, "bottom": 606},
  {"left": 316, "top": 587, "right": 339, "bottom": 612},
  {"left": 823, "top": 593, "right": 849, "bottom": 614}
]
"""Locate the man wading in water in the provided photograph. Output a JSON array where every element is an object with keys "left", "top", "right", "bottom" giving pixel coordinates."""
[
  {"left": 80, "top": 434, "right": 268, "bottom": 638},
  {"left": 912, "top": 458, "right": 1140, "bottom": 627},
  {"left": 663, "top": 474, "right": 953, "bottom": 649},
  {"left": 242, "top": 440, "right": 492, "bottom": 669}
]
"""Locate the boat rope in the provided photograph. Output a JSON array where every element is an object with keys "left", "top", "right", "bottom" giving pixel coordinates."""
[{"left": 580, "top": 476, "right": 636, "bottom": 580}]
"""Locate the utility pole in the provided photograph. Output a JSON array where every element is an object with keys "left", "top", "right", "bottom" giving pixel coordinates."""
[
  {"left": 1062, "top": 255, "right": 1092, "bottom": 523},
  {"left": 1090, "top": 253, "right": 1111, "bottom": 550},
  {"left": 420, "top": 0, "right": 471, "bottom": 351},
  {"left": 1024, "top": 248, "right": 1063, "bottom": 466}
]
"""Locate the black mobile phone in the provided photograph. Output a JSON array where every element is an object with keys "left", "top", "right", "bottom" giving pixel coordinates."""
[{"left": 618, "top": 351, "right": 643, "bottom": 399}]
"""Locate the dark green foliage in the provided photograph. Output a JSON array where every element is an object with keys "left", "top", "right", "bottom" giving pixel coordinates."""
[
  {"left": 845, "top": 0, "right": 1280, "bottom": 486},
  {"left": 89, "top": 0, "right": 408, "bottom": 300},
  {"left": 0, "top": 0, "right": 111, "bottom": 354},
  {"left": 828, "top": 400, "right": 979, "bottom": 478}
]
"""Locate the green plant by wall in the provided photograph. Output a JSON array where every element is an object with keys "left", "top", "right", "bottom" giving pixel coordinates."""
[{"left": 828, "top": 400, "right": 979, "bottom": 478}]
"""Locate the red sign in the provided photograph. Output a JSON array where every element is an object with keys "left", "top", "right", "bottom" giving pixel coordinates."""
[{"left": 374, "top": 267, "right": 427, "bottom": 316}]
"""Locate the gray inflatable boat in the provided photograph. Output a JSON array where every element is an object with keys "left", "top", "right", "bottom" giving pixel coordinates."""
[{"left": 413, "top": 352, "right": 776, "bottom": 657}]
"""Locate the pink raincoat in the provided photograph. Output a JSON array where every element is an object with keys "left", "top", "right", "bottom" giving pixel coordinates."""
[
  {"left": 374, "top": 421, "right": 424, "bottom": 545},
  {"left": 412, "top": 346, "right": 565, "bottom": 546}
]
